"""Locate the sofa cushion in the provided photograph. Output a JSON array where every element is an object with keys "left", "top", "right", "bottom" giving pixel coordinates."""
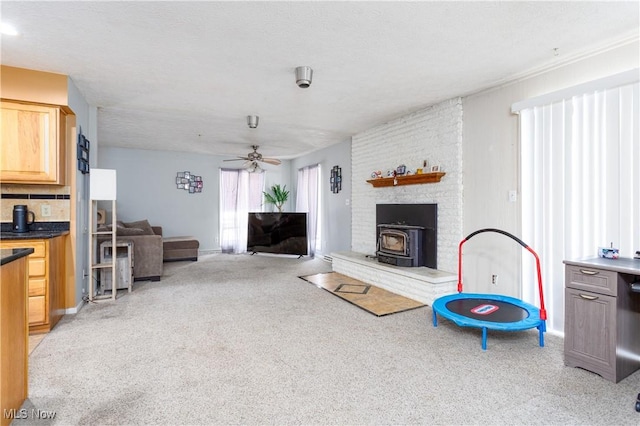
[
  {"left": 117, "top": 226, "right": 147, "bottom": 236},
  {"left": 97, "top": 223, "right": 147, "bottom": 236},
  {"left": 123, "top": 219, "right": 155, "bottom": 235}
]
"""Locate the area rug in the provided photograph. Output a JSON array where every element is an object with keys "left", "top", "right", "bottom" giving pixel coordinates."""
[{"left": 299, "top": 272, "right": 424, "bottom": 316}]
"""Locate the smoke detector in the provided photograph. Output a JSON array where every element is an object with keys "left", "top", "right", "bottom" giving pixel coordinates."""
[
  {"left": 295, "top": 66, "right": 313, "bottom": 88},
  {"left": 247, "top": 115, "right": 259, "bottom": 129}
]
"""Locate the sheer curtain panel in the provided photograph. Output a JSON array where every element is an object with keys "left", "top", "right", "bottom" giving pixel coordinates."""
[
  {"left": 516, "top": 76, "right": 639, "bottom": 334},
  {"left": 219, "top": 169, "right": 265, "bottom": 253},
  {"left": 296, "top": 164, "right": 320, "bottom": 257}
]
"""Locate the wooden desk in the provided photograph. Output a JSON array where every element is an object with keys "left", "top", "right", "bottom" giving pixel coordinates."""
[{"left": 563, "top": 257, "right": 640, "bottom": 382}]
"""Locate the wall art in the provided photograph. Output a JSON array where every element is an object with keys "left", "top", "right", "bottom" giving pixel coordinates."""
[{"left": 176, "top": 171, "right": 203, "bottom": 193}]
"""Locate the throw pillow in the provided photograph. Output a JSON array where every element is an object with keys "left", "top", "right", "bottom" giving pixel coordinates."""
[{"left": 122, "top": 219, "right": 154, "bottom": 235}]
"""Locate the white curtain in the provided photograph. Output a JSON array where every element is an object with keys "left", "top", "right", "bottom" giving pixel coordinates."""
[
  {"left": 296, "top": 164, "right": 320, "bottom": 257},
  {"left": 518, "top": 79, "right": 639, "bottom": 333},
  {"left": 219, "top": 168, "right": 265, "bottom": 253}
]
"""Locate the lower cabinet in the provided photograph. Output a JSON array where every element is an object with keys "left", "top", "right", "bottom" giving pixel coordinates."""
[
  {"left": 0, "top": 237, "right": 65, "bottom": 334},
  {"left": 0, "top": 254, "right": 29, "bottom": 426},
  {"left": 564, "top": 261, "right": 640, "bottom": 383}
]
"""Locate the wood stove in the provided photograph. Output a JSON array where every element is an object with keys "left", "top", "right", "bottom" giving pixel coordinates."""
[
  {"left": 375, "top": 203, "right": 437, "bottom": 269},
  {"left": 376, "top": 224, "right": 425, "bottom": 267}
]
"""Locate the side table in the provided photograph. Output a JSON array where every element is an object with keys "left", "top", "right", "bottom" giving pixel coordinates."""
[{"left": 100, "top": 240, "right": 134, "bottom": 295}]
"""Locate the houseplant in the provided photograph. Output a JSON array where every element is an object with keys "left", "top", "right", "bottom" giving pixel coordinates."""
[{"left": 263, "top": 184, "right": 289, "bottom": 212}]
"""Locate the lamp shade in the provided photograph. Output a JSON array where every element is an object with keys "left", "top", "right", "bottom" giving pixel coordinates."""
[{"left": 90, "top": 169, "right": 117, "bottom": 200}]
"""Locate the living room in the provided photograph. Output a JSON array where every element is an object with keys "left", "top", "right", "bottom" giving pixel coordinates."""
[{"left": 1, "top": 2, "right": 639, "bottom": 424}]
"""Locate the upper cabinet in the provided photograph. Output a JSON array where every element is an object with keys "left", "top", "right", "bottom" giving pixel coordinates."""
[{"left": 0, "top": 101, "right": 66, "bottom": 185}]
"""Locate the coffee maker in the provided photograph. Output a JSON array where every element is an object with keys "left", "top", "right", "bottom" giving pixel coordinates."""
[{"left": 12, "top": 205, "right": 35, "bottom": 233}]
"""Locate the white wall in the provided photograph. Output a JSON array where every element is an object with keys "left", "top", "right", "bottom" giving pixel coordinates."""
[
  {"left": 351, "top": 98, "right": 463, "bottom": 274},
  {"left": 67, "top": 77, "right": 96, "bottom": 305},
  {"left": 290, "top": 139, "right": 352, "bottom": 256},
  {"left": 463, "top": 40, "right": 639, "bottom": 332},
  {"left": 98, "top": 146, "right": 291, "bottom": 252},
  {"left": 347, "top": 39, "right": 638, "bottom": 334}
]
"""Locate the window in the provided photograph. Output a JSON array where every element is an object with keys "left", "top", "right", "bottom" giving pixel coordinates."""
[
  {"left": 514, "top": 71, "right": 639, "bottom": 333},
  {"left": 219, "top": 168, "right": 265, "bottom": 253},
  {"left": 296, "top": 164, "right": 321, "bottom": 257}
]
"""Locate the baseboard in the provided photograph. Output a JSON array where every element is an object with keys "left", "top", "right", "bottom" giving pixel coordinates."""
[
  {"left": 65, "top": 298, "right": 86, "bottom": 314},
  {"left": 199, "top": 249, "right": 221, "bottom": 255}
]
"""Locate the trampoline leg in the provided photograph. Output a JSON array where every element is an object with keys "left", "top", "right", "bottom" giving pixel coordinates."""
[
  {"left": 482, "top": 327, "right": 487, "bottom": 350},
  {"left": 538, "top": 325, "right": 545, "bottom": 347},
  {"left": 432, "top": 310, "right": 438, "bottom": 327}
]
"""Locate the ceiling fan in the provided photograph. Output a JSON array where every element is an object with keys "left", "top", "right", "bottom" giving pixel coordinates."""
[{"left": 224, "top": 145, "right": 281, "bottom": 172}]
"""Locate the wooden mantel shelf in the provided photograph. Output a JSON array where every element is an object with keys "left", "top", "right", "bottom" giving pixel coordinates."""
[{"left": 366, "top": 172, "right": 445, "bottom": 187}]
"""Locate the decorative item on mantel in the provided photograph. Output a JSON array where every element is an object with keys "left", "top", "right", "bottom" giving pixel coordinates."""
[
  {"left": 176, "top": 171, "right": 203, "bottom": 193},
  {"left": 330, "top": 165, "right": 342, "bottom": 193}
]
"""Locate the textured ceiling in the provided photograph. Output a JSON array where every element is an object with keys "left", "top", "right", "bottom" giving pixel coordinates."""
[{"left": 1, "top": 1, "right": 638, "bottom": 160}]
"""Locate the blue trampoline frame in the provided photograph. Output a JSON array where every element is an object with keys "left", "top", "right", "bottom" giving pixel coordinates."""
[{"left": 431, "top": 228, "right": 547, "bottom": 350}]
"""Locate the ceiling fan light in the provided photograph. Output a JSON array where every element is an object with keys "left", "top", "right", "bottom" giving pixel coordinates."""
[
  {"left": 247, "top": 115, "right": 259, "bottom": 129},
  {"left": 295, "top": 66, "right": 313, "bottom": 88},
  {"left": 246, "top": 161, "right": 263, "bottom": 173}
]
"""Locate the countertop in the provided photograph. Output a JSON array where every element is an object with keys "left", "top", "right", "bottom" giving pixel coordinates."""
[
  {"left": 0, "top": 230, "right": 69, "bottom": 240},
  {"left": 563, "top": 256, "right": 640, "bottom": 275},
  {"left": 0, "top": 247, "right": 35, "bottom": 266},
  {"left": 1, "top": 221, "right": 70, "bottom": 240}
]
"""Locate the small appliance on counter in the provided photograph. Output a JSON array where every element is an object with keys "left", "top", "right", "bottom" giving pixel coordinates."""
[{"left": 12, "top": 205, "right": 35, "bottom": 233}]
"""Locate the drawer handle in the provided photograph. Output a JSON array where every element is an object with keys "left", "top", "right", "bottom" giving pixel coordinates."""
[
  {"left": 579, "top": 269, "right": 599, "bottom": 276},
  {"left": 579, "top": 294, "right": 599, "bottom": 300}
]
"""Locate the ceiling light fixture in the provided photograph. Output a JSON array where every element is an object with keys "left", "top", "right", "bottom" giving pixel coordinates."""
[
  {"left": 247, "top": 115, "right": 259, "bottom": 129},
  {"left": 246, "top": 161, "right": 263, "bottom": 173},
  {"left": 1, "top": 22, "right": 19, "bottom": 36},
  {"left": 295, "top": 66, "right": 313, "bottom": 88}
]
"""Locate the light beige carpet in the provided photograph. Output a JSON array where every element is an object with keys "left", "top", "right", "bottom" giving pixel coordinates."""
[
  {"left": 16, "top": 254, "right": 640, "bottom": 425},
  {"left": 300, "top": 271, "right": 424, "bottom": 316}
]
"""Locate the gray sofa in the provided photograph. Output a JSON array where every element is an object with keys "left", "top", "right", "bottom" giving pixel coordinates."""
[{"left": 98, "top": 220, "right": 163, "bottom": 281}]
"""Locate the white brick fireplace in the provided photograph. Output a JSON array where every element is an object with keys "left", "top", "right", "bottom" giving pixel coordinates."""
[{"left": 331, "top": 98, "right": 463, "bottom": 304}]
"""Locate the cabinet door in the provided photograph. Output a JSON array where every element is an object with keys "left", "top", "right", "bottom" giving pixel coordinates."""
[
  {"left": 0, "top": 101, "right": 63, "bottom": 184},
  {"left": 564, "top": 287, "right": 616, "bottom": 381}
]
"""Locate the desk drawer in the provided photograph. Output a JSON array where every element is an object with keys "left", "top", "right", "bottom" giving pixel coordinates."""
[{"left": 565, "top": 265, "right": 617, "bottom": 296}]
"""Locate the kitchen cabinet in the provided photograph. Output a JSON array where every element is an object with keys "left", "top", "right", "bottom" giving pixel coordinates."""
[
  {"left": 0, "top": 237, "right": 65, "bottom": 334},
  {"left": 564, "top": 258, "right": 640, "bottom": 383},
  {"left": 0, "top": 248, "right": 32, "bottom": 426},
  {"left": 0, "top": 100, "right": 66, "bottom": 184}
]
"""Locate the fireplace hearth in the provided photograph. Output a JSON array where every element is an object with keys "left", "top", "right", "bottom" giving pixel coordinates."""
[{"left": 376, "top": 204, "right": 437, "bottom": 269}]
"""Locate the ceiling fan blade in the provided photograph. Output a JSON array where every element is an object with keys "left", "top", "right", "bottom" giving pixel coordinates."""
[
  {"left": 223, "top": 156, "right": 250, "bottom": 162},
  {"left": 261, "top": 158, "right": 281, "bottom": 165}
]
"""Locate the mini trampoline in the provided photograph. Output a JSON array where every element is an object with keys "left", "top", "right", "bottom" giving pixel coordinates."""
[{"left": 432, "top": 228, "right": 547, "bottom": 350}]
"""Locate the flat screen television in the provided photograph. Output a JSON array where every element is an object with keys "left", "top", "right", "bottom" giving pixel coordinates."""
[{"left": 247, "top": 212, "right": 308, "bottom": 256}]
